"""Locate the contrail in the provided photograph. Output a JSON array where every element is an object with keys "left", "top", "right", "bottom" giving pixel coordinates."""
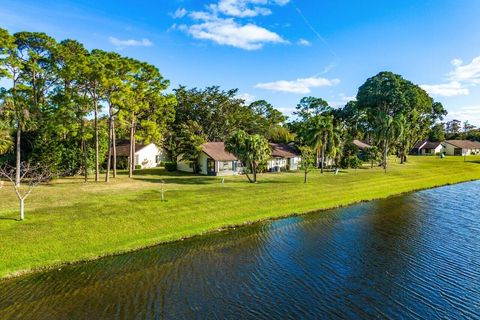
[{"left": 290, "top": 0, "right": 338, "bottom": 61}]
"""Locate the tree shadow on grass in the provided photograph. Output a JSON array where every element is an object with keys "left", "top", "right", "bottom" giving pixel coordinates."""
[
  {"left": 465, "top": 159, "right": 480, "bottom": 164},
  {"left": 0, "top": 216, "right": 20, "bottom": 221},
  {"left": 133, "top": 176, "right": 215, "bottom": 185}
]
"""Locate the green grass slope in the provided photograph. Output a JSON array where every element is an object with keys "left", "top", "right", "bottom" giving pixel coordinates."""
[{"left": 1, "top": 156, "right": 479, "bottom": 278}]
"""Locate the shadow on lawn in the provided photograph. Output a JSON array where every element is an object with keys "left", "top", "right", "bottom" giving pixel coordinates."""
[{"left": 0, "top": 216, "right": 20, "bottom": 221}]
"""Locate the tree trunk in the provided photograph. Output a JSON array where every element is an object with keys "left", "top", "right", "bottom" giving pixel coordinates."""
[
  {"left": 320, "top": 144, "right": 325, "bottom": 174},
  {"left": 251, "top": 161, "right": 257, "bottom": 183},
  {"left": 105, "top": 114, "right": 113, "bottom": 182},
  {"left": 94, "top": 98, "right": 99, "bottom": 182},
  {"left": 129, "top": 117, "right": 135, "bottom": 178},
  {"left": 304, "top": 170, "right": 307, "bottom": 183},
  {"left": 112, "top": 117, "right": 117, "bottom": 178},
  {"left": 383, "top": 141, "right": 388, "bottom": 174},
  {"left": 15, "top": 125, "right": 21, "bottom": 187},
  {"left": 19, "top": 197, "right": 24, "bottom": 221},
  {"left": 81, "top": 117, "right": 88, "bottom": 183}
]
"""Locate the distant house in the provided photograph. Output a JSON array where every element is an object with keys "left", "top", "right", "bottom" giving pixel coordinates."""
[
  {"left": 410, "top": 140, "right": 444, "bottom": 155},
  {"left": 444, "top": 140, "right": 480, "bottom": 156},
  {"left": 177, "top": 141, "right": 302, "bottom": 175},
  {"left": 115, "top": 143, "right": 167, "bottom": 169},
  {"left": 267, "top": 143, "right": 301, "bottom": 171},
  {"left": 177, "top": 142, "right": 242, "bottom": 176},
  {"left": 352, "top": 139, "right": 372, "bottom": 151}
]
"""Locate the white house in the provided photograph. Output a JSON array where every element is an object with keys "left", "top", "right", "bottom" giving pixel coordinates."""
[
  {"left": 411, "top": 140, "right": 444, "bottom": 155},
  {"left": 177, "top": 142, "right": 242, "bottom": 176},
  {"left": 115, "top": 143, "right": 167, "bottom": 169},
  {"left": 267, "top": 143, "right": 301, "bottom": 171},
  {"left": 443, "top": 140, "right": 480, "bottom": 156}
]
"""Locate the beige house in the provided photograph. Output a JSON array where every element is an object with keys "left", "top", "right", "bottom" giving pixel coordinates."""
[
  {"left": 115, "top": 143, "right": 167, "bottom": 169},
  {"left": 267, "top": 143, "right": 301, "bottom": 172},
  {"left": 177, "top": 142, "right": 302, "bottom": 176},
  {"left": 177, "top": 142, "right": 242, "bottom": 176},
  {"left": 444, "top": 140, "right": 480, "bottom": 156}
]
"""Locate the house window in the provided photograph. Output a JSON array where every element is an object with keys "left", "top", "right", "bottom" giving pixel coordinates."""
[
  {"left": 219, "top": 161, "right": 232, "bottom": 171},
  {"left": 155, "top": 155, "right": 161, "bottom": 164}
]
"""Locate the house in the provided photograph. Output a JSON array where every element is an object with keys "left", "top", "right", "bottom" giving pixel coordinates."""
[
  {"left": 410, "top": 140, "right": 444, "bottom": 155},
  {"left": 267, "top": 143, "right": 301, "bottom": 171},
  {"left": 177, "top": 142, "right": 302, "bottom": 176},
  {"left": 352, "top": 139, "right": 372, "bottom": 151},
  {"left": 443, "top": 140, "right": 480, "bottom": 156},
  {"left": 177, "top": 142, "right": 242, "bottom": 176},
  {"left": 115, "top": 143, "right": 167, "bottom": 169}
]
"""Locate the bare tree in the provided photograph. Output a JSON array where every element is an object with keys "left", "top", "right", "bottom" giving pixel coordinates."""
[{"left": 0, "top": 162, "right": 52, "bottom": 221}]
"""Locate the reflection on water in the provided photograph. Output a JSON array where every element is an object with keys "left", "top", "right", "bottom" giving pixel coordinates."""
[{"left": 1, "top": 181, "right": 479, "bottom": 319}]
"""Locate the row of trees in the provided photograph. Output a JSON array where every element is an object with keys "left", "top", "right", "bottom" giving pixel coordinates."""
[
  {"left": 1, "top": 29, "right": 450, "bottom": 188},
  {"left": 224, "top": 72, "right": 447, "bottom": 183},
  {"left": 429, "top": 120, "right": 479, "bottom": 142},
  {"left": 0, "top": 28, "right": 176, "bottom": 186}
]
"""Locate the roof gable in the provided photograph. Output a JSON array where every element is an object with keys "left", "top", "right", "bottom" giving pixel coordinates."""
[
  {"left": 445, "top": 140, "right": 480, "bottom": 149},
  {"left": 113, "top": 143, "right": 149, "bottom": 157},
  {"left": 270, "top": 143, "right": 300, "bottom": 158},
  {"left": 202, "top": 142, "right": 237, "bottom": 161},
  {"left": 352, "top": 139, "right": 372, "bottom": 150}
]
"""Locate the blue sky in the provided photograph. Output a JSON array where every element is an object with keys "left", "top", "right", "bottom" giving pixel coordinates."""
[{"left": 2, "top": 0, "right": 480, "bottom": 125}]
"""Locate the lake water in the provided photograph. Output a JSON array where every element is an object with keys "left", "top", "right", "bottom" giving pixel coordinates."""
[{"left": 1, "top": 181, "right": 479, "bottom": 319}]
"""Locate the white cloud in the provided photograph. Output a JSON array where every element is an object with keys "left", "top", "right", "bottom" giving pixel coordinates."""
[
  {"left": 341, "top": 95, "right": 356, "bottom": 102},
  {"left": 451, "top": 58, "right": 463, "bottom": 67},
  {"left": 109, "top": 37, "right": 153, "bottom": 47},
  {"left": 211, "top": 0, "right": 272, "bottom": 17},
  {"left": 171, "top": 8, "right": 187, "bottom": 19},
  {"left": 237, "top": 93, "right": 256, "bottom": 104},
  {"left": 179, "top": 16, "right": 286, "bottom": 50},
  {"left": 421, "top": 56, "right": 480, "bottom": 97},
  {"left": 448, "top": 56, "right": 480, "bottom": 84},
  {"left": 255, "top": 76, "right": 340, "bottom": 94},
  {"left": 421, "top": 81, "right": 469, "bottom": 97},
  {"left": 175, "top": 0, "right": 289, "bottom": 50},
  {"left": 447, "top": 106, "right": 480, "bottom": 126},
  {"left": 209, "top": 0, "right": 290, "bottom": 17},
  {"left": 297, "top": 38, "right": 311, "bottom": 46}
]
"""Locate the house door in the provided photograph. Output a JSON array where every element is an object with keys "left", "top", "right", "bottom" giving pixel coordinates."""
[
  {"left": 207, "top": 159, "right": 216, "bottom": 175},
  {"left": 454, "top": 148, "right": 462, "bottom": 156}
]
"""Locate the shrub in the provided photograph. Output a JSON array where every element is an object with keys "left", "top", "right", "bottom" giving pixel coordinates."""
[
  {"left": 164, "top": 162, "right": 177, "bottom": 172},
  {"left": 135, "top": 165, "right": 142, "bottom": 170}
]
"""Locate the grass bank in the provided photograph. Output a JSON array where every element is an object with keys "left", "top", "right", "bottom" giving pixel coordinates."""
[{"left": 1, "top": 156, "right": 480, "bottom": 278}]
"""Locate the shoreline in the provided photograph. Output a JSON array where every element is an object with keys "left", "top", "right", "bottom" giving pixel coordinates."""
[{"left": 2, "top": 177, "right": 477, "bottom": 281}]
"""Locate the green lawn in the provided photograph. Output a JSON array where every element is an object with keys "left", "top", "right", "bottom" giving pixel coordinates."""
[{"left": 1, "top": 156, "right": 479, "bottom": 278}]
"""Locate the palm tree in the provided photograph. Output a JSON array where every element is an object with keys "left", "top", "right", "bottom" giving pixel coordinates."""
[
  {"left": 307, "top": 114, "right": 334, "bottom": 173},
  {"left": 0, "top": 129, "right": 13, "bottom": 155},
  {"left": 374, "top": 112, "right": 404, "bottom": 173},
  {"left": 329, "top": 124, "right": 345, "bottom": 167}
]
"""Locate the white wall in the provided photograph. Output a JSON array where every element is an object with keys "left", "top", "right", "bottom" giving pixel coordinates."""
[
  {"left": 444, "top": 143, "right": 480, "bottom": 156},
  {"left": 198, "top": 152, "right": 209, "bottom": 175},
  {"left": 289, "top": 157, "right": 300, "bottom": 170},
  {"left": 134, "top": 144, "right": 165, "bottom": 168}
]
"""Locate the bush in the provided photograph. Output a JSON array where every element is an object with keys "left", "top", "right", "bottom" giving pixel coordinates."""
[
  {"left": 164, "top": 162, "right": 177, "bottom": 172},
  {"left": 341, "top": 155, "right": 363, "bottom": 169},
  {"left": 135, "top": 165, "right": 142, "bottom": 170}
]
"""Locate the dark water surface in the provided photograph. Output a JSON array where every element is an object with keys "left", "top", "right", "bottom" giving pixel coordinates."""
[{"left": 1, "top": 181, "right": 480, "bottom": 319}]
